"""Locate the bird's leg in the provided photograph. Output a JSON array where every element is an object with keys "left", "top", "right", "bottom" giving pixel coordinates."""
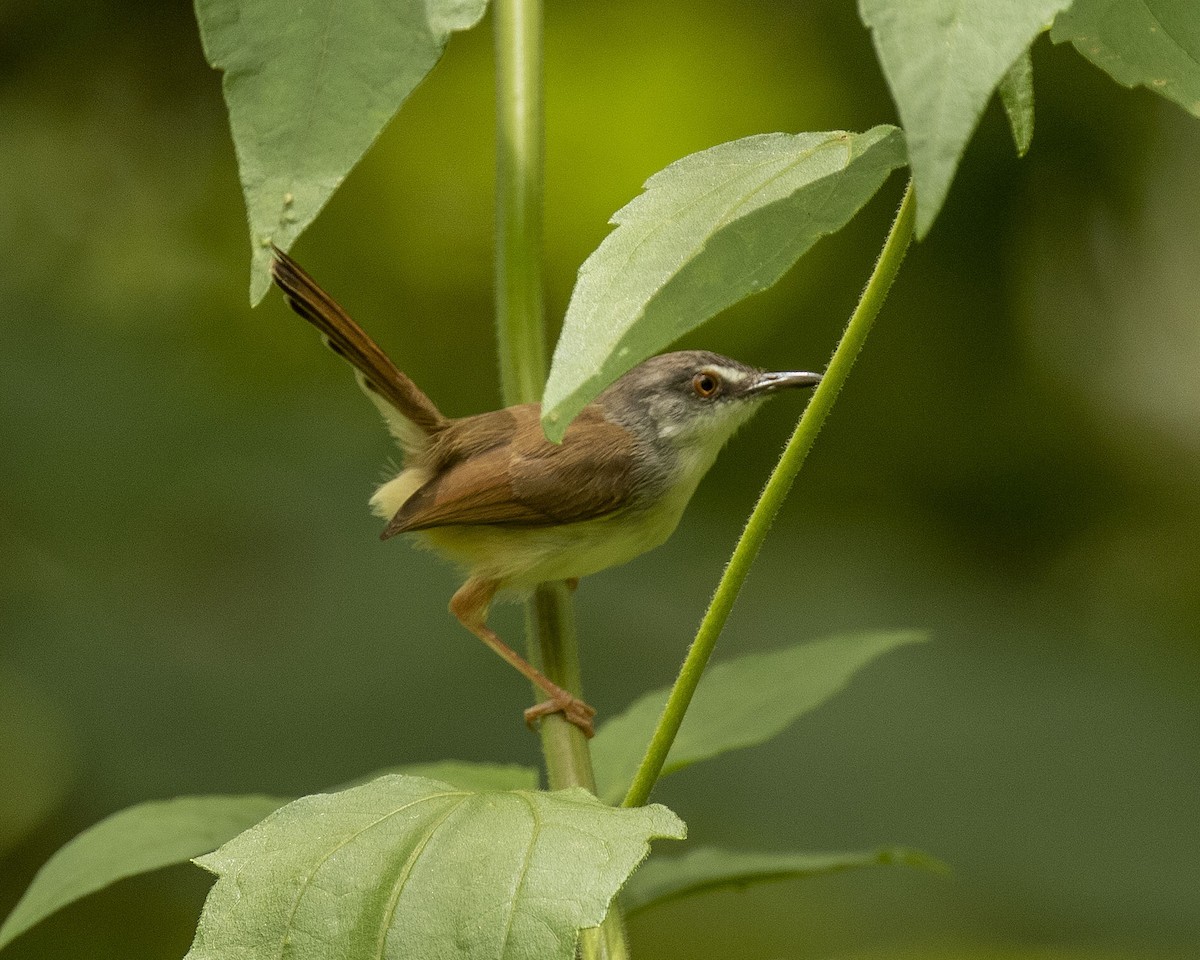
[{"left": 449, "top": 577, "right": 597, "bottom": 738}]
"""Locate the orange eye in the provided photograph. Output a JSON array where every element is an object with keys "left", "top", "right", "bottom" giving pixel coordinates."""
[{"left": 692, "top": 371, "right": 720, "bottom": 397}]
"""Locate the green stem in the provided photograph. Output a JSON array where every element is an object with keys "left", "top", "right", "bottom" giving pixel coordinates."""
[
  {"left": 493, "top": 0, "right": 545, "bottom": 407},
  {"left": 622, "top": 180, "right": 916, "bottom": 809},
  {"left": 493, "top": 3, "right": 627, "bottom": 957},
  {"left": 526, "top": 583, "right": 598, "bottom": 794}
]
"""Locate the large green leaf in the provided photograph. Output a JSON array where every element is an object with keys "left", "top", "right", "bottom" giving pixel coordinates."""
[
  {"left": 591, "top": 631, "right": 927, "bottom": 804},
  {"left": 1051, "top": 0, "right": 1200, "bottom": 119},
  {"left": 0, "top": 795, "right": 286, "bottom": 951},
  {"left": 0, "top": 760, "right": 537, "bottom": 952},
  {"left": 622, "top": 846, "right": 944, "bottom": 915},
  {"left": 858, "top": 0, "right": 1070, "bottom": 236},
  {"left": 540, "top": 127, "right": 906, "bottom": 440},
  {"left": 185, "top": 775, "right": 685, "bottom": 960},
  {"left": 194, "top": 0, "right": 488, "bottom": 304}
]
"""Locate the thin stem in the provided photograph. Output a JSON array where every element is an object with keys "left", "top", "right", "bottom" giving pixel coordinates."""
[
  {"left": 493, "top": 3, "right": 627, "bottom": 957},
  {"left": 622, "top": 180, "right": 916, "bottom": 809}
]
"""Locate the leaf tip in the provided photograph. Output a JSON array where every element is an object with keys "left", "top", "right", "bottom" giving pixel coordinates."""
[{"left": 249, "top": 244, "right": 274, "bottom": 306}]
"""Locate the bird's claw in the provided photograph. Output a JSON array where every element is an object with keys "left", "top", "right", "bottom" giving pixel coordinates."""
[{"left": 525, "top": 694, "right": 597, "bottom": 738}]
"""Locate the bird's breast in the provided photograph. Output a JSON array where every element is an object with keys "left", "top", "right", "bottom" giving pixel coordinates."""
[{"left": 415, "top": 490, "right": 692, "bottom": 590}]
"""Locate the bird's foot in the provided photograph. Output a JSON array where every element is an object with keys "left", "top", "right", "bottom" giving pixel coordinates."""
[{"left": 525, "top": 694, "right": 597, "bottom": 738}]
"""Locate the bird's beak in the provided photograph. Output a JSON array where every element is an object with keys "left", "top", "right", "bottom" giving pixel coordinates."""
[{"left": 745, "top": 370, "right": 823, "bottom": 395}]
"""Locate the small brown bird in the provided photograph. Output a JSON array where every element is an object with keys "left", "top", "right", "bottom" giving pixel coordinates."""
[{"left": 270, "top": 248, "right": 821, "bottom": 737}]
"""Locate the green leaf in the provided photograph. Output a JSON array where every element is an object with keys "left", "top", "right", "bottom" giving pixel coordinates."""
[
  {"left": 194, "top": 0, "right": 489, "bottom": 304},
  {"left": 623, "top": 845, "right": 946, "bottom": 914},
  {"left": 343, "top": 761, "right": 540, "bottom": 792},
  {"left": 858, "top": 0, "right": 1070, "bottom": 236},
  {"left": 1051, "top": 0, "right": 1200, "bottom": 120},
  {"left": 185, "top": 775, "right": 685, "bottom": 960},
  {"left": 0, "top": 795, "right": 286, "bottom": 951},
  {"left": 540, "top": 127, "right": 906, "bottom": 439},
  {"left": 592, "top": 631, "right": 927, "bottom": 804},
  {"left": 0, "top": 762, "right": 541, "bottom": 950},
  {"left": 998, "top": 49, "right": 1036, "bottom": 157}
]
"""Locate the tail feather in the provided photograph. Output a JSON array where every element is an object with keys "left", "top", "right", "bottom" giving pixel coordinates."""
[{"left": 269, "top": 247, "right": 449, "bottom": 449}]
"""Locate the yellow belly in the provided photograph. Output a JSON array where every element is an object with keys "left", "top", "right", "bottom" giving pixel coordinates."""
[{"left": 415, "top": 490, "right": 691, "bottom": 589}]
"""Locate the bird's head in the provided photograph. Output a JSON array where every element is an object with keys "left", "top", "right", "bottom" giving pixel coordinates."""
[{"left": 596, "top": 350, "right": 822, "bottom": 460}]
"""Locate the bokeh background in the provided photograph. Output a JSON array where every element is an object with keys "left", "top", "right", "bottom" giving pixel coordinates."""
[{"left": 2, "top": 1, "right": 1198, "bottom": 958}]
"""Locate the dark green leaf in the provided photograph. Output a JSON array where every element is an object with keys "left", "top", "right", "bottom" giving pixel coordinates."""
[
  {"left": 623, "top": 846, "right": 946, "bottom": 914},
  {"left": 540, "top": 127, "right": 906, "bottom": 439},
  {"left": 0, "top": 795, "right": 286, "bottom": 951},
  {"left": 1051, "top": 0, "right": 1200, "bottom": 120},
  {"left": 592, "top": 631, "right": 927, "bottom": 804},
  {"left": 185, "top": 775, "right": 685, "bottom": 960},
  {"left": 858, "top": 0, "right": 1070, "bottom": 235},
  {"left": 999, "top": 49, "right": 1036, "bottom": 156},
  {"left": 194, "top": 0, "right": 489, "bottom": 303}
]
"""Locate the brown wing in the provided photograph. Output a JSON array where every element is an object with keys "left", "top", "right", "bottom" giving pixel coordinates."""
[
  {"left": 382, "top": 406, "right": 636, "bottom": 536},
  {"left": 270, "top": 246, "right": 448, "bottom": 437}
]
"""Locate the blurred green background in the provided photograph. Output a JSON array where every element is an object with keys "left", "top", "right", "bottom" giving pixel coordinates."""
[{"left": 2, "top": 1, "right": 1198, "bottom": 958}]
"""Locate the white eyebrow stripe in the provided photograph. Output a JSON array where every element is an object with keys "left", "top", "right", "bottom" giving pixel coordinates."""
[{"left": 707, "top": 365, "right": 751, "bottom": 384}]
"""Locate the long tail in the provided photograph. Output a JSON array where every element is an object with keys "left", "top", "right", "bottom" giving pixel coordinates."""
[{"left": 270, "top": 247, "right": 449, "bottom": 446}]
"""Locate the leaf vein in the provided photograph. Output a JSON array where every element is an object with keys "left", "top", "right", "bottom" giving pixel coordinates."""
[
  {"left": 284, "top": 0, "right": 340, "bottom": 233},
  {"left": 373, "top": 795, "right": 470, "bottom": 960},
  {"left": 1137, "top": 0, "right": 1200, "bottom": 74},
  {"left": 583, "top": 137, "right": 851, "bottom": 330},
  {"left": 496, "top": 793, "right": 543, "bottom": 960},
  {"left": 275, "top": 790, "right": 466, "bottom": 959}
]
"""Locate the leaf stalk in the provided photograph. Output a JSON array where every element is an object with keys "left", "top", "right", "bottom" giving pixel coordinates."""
[{"left": 621, "top": 179, "right": 917, "bottom": 809}]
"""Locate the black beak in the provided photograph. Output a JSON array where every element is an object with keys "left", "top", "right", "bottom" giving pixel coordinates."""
[{"left": 746, "top": 370, "right": 823, "bottom": 395}]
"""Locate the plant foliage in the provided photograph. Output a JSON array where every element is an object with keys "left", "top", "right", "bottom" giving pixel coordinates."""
[{"left": 183, "top": 776, "right": 684, "bottom": 960}]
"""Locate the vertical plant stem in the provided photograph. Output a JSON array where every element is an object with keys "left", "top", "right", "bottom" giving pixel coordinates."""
[
  {"left": 622, "top": 180, "right": 917, "bottom": 810},
  {"left": 494, "top": 0, "right": 601, "bottom": 807},
  {"left": 494, "top": 0, "right": 545, "bottom": 407},
  {"left": 525, "top": 583, "right": 598, "bottom": 794},
  {"left": 493, "top": 3, "right": 627, "bottom": 957}
]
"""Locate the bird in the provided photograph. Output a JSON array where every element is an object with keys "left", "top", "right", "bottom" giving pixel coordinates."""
[{"left": 269, "top": 247, "right": 821, "bottom": 737}]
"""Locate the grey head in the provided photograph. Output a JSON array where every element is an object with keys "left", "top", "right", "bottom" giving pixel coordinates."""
[{"left": 596, "top": 350, "right": 822, "bottom": 451}]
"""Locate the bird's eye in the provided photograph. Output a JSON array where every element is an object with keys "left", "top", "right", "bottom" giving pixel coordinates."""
[{"left": 692, "top": 371, "right": 720, "bottom": 398}]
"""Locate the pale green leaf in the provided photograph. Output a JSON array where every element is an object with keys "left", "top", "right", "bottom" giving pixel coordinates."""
[
  {"left": 999, "top": 49, "right": 1036, "bottom": 156},
  {"left": 592, "top": 631, "right": 927, "bottom": 804},
  {"left": 194, "top": 0, "right": 489, "bottom": 303},
  {"left": 1051, "top": 0, "right": 1200, "bottom": 119},
  {"left": 185, "top": 775, "right": 685, "bottom": 960},
  {"left": 0, "top": 795, "right": 286, "bottom": 951},
  {"left": 540, "top": 127, "right": 906, "bottom": 439},
  {"left": 623, "top": 845, "right": 946, "bottom": 914},
  {"left": 858, "top": 0, "right": 1071, "bottom": 235},
  {"left": 0, "top": 761, "right": 542, "bottom": 950}
]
